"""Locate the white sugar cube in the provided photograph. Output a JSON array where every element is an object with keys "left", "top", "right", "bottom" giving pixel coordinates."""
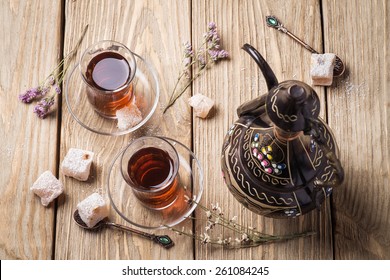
[
  {"left": 61, "top": 148, "right": 94, "bottom": 181},
  {"left": 310, "top": 53, "right": 336, "bottom": 86},
  {"left": 116, "top": 103, "right": 143, "bottom": 130},
  {"left": 30, "top": 170, "right": 64, "bottom": 207},
  {"left": 188, "top": 93, "right": 215, "bottom": 118},
  {"left": 77, "top": 193, "right": 108, "bottom": 228}
]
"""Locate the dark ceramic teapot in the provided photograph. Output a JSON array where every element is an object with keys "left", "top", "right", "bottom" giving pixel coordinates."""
[{"left": 221, "top": 44, "right": 344, "bottom": 218}]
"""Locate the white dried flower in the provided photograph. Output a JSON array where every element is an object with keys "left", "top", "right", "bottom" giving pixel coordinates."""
[
  {"left": 223, "top": 237, "right": 231, "bottom": 245},
  {"left": 201, "top": 232, "right": 211, "bottom": 244},
  {"left": 230, "top": 216, "right": 238, "bottom": 222},
  {"left": 211, "top": 202, "right": 222, "bottom": 215}
]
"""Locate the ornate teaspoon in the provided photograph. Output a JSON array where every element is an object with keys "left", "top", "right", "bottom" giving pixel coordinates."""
[
  {"left": 73, "top": 209, "right": 174, "bottom": 249},
  {"left": 266, "top": 15, "right": 345, "bottom": 77}
]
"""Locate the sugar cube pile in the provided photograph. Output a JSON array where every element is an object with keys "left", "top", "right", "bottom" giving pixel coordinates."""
[
  {"left": 116, "top": 103, "right": 143, "bottom": 130},
  {"left": 30, "top": 170, "right": 64, "bottom": 206},
  {"left": 310, "top": 53, "right": 336, "bottom": 86},
  {"left": 61, "top": 148, "right": 94, "bottom": 181},
  {"left": 188, "top": 93, "right": 215, "bottom": 118},
  {"left": 77, "top": 193, "right": 109, "bottom": 228}
]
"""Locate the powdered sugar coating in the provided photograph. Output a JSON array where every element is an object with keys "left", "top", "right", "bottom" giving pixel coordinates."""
[
  {"left": 30, "top": 170, "right": 63, "bottom": 206},
  {"left": 188, "top": 93, "right": 214, "bottom": 118},
  {"left": 61, "top": 148, "right": 94, "bottom": 181},
  {"left": 116, "top": 103, "right": 143, "bottom": 130},
  {"left": 310, "top": 53, "right": 336, "bottom": 86},
  {"left": 77, "top": 193, "right": 108, "bottom": 228}
]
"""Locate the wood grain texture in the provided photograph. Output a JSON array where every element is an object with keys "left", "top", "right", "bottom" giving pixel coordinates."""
[
  {"left": 1, "top": 0, "right": 388, "bottom": 261},
  {"left": 322, "top": 0, "right": 390, "bottom": 259},
  {"left": 192, "top": 0, "right": 333, "bottom": 259},
  {"left": 0, "top": 0, "right": 62, "bottom": 259},
  {"left": 55, "top": 0, "right": 193, "bottom": 259}
]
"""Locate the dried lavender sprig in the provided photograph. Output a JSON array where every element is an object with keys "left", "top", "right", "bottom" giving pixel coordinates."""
[
  {"left": 19, "top": 24, "right": 89, "bottom": 117},
  {"left": 163, "top": 46, "right": 228, "bottom": 113},
  {"left": 163, "top": 65, "right": 208, "bottom": 113},
  {"left": 163, "top": 22, "right": 228, "bottom": 113},
  {"left": 33, "top": 96, "right": 55, "bottom": 119}
]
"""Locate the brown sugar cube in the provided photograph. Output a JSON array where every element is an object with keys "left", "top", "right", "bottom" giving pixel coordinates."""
[
  {"left": 61, "top": 148, "right": 94, "bottom": 181},
  {"left": 116, "top": 103, "right": 143, "bottom": 130},
  {"left": 188, "top": 93, "right": 215, "bottom": 118},
  {"left": 30, "top": 170, "right": 64, "bottom": 206},
  {"left": 77, "top": 193, "right": 109, "bottom": 228},
  {"left": 310, "top": 53, "right": 336, "bottom": 86}
]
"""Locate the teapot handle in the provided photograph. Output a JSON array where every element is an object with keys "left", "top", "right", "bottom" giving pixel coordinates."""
[{"left": 304, "top": 118, "right": 344, "bottom": 189}]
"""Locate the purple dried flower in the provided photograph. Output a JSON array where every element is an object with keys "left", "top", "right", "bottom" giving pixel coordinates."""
[
  {"left": 40, "top": 86, "right": 51, "bottom": 96},
  {"left": 54, "top": 84, "right": 61, "bottom": 94},
  {"left": 48, "top": 75, "right": 55, "bottom": 86},
  {"left": 203, "top": 22, "right": 217, "bottom": 41},
  {"left": 208, "top": 50, "right": 219, "bottom": 61},
  {"left": 18, "top": 24, "right": 88, "bottom": 119},
  {"left": 208, "top": 22, "right": 216, "bottom": 31},
  {"left": 164, "top": 22, "right": 229, "bottom": 113},
  {"left": 182, "top": 41, "right": 194, "bottom": 68},
  {"left": 183, "top": 41, "right": 194, "bottom": 57},
  {"left": 198, "top": 51, "right": 206, "bottom": 69},
  {"left": 33, "top": 97, "right": 55, "bottom": 119},
  {"left": 183, "top": 57, "right": 192, "bottom": 68},
  {"left": 19, "top": 87, "right": 42, "bottom": 103},
  {"left": 211, "top": 33, "right": 220, "bottom": 45},
  {"left": 217, "top": 49, "right": 229, "bottom": 59},
  {"left": 208, "top": 49, "right": 229, "bottom": 62}
]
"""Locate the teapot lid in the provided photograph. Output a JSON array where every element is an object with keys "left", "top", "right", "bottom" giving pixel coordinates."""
[{"left": 265, "top": 80, "right": 320, "bottom": 132}]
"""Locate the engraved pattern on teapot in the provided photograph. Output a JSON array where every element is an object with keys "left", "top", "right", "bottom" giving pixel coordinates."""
[{"left": 221, "top": 44, "right": 344, "bottom": 218}]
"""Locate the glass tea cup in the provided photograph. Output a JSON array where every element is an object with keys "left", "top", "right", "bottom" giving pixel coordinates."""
[
  {"left": 79, "top": 40, "right": 137, "bottom": 119},
  {"left": 120, "top": 136, "right": 180, "bottom": 210}
]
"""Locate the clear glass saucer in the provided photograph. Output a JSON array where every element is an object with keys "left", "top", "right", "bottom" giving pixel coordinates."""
[
  {"left": 64, "top": 53, "right": 159, "bottom": 136},
  {"left": 107, "top": 137, "right": 204, "bottom": 229}
]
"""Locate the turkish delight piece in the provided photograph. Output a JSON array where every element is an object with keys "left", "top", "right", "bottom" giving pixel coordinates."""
[
  {"left": 77, "top": 193, "right": 109, "bottom": 228},
  {"left": 116, "top": 103, "right": 143, "bottom": 130},
  {"left": 188, "top": 93, "right": 215, "bottom": 118},
  {"left": 61, "top": 148, "right": 94, "bottom": 181},
  {"left": 30, "top": 170, "right": 64, "bottom": 206},
  {"left": 310, "top": 53, "right": 336, "bottom": 86}
]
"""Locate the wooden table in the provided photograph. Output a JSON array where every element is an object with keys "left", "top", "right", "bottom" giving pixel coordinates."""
[{"left": 0, "top": 0, "right": 388, "bottom": 260}]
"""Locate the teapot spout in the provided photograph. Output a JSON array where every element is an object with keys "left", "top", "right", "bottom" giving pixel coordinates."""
[{"left": 242, "top": 44, "right": 278, "bottom": 90}]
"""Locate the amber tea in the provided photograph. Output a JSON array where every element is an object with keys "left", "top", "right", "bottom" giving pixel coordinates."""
[
  {"left": 127, "top": 147, "right": 179, "bottom": 209},
  {"left": 85, "top": 51, "right": 134, "bottom": 118}
]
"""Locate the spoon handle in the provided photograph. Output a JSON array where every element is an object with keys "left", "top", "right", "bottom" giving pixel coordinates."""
[
  {"left": 266, "top": 16, "right": 319, "bottom": 54},
  {"left": 105, "top": 222, "right": 174, "bottom": 249}
]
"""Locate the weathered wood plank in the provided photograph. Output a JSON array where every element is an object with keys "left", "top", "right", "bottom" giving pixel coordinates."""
[
  {"left": 55, "top": 0, "right": 193, "bottom": 259},
  {"left": 323, "top": 0, "right": 390, "bottom": 259},
  {"left": 192, "top": 0, "right": 333, "bottom": 259},
  {"left": 0, "top": 0, "right": 62, "bottom": 259}
]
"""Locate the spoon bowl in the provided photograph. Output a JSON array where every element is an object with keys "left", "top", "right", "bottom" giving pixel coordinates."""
[
  {"left": 333, "top": 56, "right": 345, "bottom": 77},
  {"left": 73, "top": 209, "right": 174, "bottom": 249}
]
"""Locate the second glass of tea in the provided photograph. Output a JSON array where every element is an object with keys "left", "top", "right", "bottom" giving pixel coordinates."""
[
  {"left": 120, "top": 136, "right": 180, "bottom": 210},
  {"left": 79, "top": 40, "right": 137, "bottom": 119}
]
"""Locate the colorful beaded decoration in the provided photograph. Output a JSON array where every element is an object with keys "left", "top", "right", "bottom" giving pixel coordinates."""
[{"left": 251, "top": 133, "right": 286, "bottom": 175}]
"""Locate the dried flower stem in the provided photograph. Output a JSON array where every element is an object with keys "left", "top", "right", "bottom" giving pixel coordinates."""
[
  {"left": 164, "top": 65, "right": 208, "bottom": 113},
  {"left": 19, "top": 24, "right": 89, "bottom": 118},
  {"left": 168, "top": 200, "right": 315, "bottom": 249},
  {"left": 163, "top": 22, "right": 228, "bottom": 113}
]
